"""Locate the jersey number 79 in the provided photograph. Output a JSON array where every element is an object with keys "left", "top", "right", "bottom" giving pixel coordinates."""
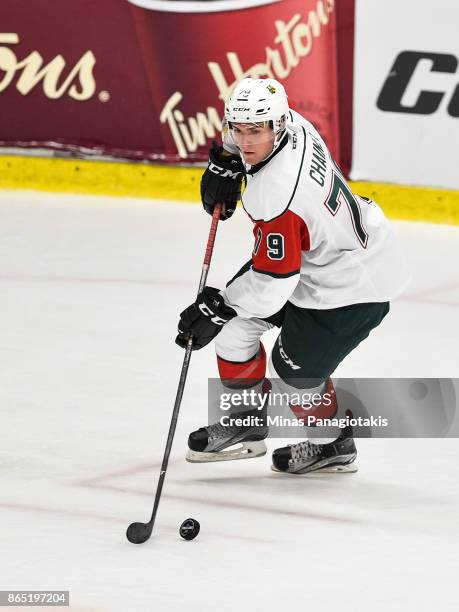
[{"left": 253, "top": 228, "right": 285, "bottom": 260}]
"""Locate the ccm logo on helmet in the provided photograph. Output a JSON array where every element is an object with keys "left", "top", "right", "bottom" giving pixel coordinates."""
[
  {"left": 208, "top": 162, "right": 242, "bottom": 180},
  {"left": 233, "top": 107, "right": 251, "bottom": 111},
  {"left": 377, "top": 51, "right": 459, "bottom": 117}
]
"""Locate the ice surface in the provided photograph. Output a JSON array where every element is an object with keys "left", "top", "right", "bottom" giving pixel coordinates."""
[{"left": 0, "top": 190, "right": 458, "bottom": 611}]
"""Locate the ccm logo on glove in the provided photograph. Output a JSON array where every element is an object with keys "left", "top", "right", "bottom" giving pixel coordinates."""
[
  {"left": 176, "top": 287, "right": 237, "bottom": 350},
  {"left": 208, "top": 162, "right": 242, "bottom": 180},
  {"left": 197, "top": 300, "right": 229, "bottom": 325}
]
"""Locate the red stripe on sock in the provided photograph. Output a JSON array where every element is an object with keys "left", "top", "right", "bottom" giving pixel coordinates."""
[{"left": 217, "top": 343, "right": 267, "bottom": 387}]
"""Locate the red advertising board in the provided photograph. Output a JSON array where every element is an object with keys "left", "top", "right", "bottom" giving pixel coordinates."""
[{"left": 0, "top": 0, "right": 352, "bottom": 167}]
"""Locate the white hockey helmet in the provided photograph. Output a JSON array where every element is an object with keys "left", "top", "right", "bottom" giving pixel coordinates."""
[{"left": 224, "top": 77, "right": 289, "bottom": 152}]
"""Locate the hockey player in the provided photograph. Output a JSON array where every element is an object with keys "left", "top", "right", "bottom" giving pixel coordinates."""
[{"left": 175, "top": 77, "right": 410, "bottom": 474}]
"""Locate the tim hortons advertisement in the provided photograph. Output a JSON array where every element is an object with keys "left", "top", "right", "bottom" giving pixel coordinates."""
[
  {"left": 0, "top": 0, "right": 352, "bottom": 166},
  {"left": 351, "top": 0, "right": 459, "bottom": 190}
]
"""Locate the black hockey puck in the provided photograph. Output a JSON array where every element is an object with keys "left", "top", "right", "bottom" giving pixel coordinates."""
[{"left": 179, "top": 518, "right": 200, "bottom": 541}]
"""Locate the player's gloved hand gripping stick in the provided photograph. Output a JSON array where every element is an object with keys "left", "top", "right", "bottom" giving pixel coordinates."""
[
  {"left": 200, "top": 141, "right": 245, "bottom": 221},
  {"left": 126, "top": 204, "right": 223, "bottom": 544},
  {"left": 175, "top": 287, "right": 236, "bottom": 350}
]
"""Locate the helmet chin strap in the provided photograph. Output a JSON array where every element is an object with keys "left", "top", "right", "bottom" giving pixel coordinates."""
[{"left": 272, "top": 128, "right": 286, "bottom": 152}]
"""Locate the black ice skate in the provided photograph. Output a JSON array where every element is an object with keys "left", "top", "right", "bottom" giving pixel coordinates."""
[
  {"left": 186, "top": 407, "right": 269, "bottom": 463},
  {"left": 271, "top": 426, "right": 358, "bottom": 474}
]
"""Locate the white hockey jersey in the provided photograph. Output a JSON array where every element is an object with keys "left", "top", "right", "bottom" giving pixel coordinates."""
[{"left": 221, "top": 111, "right": 411, "bottom": 320}]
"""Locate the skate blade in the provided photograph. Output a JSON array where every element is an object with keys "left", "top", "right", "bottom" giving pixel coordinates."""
[
  {"left": 312, "top": 462, "right": 358, "bottom": 473},
  {"left": 186, "top": 440, "right": 267, "bottom": 463},
  {"left": 271, "top": 456, "right": 358, "bottom": 475}
]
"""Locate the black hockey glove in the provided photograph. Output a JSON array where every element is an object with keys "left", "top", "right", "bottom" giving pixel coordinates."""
[
  {"left": 175, "top": 287, "right": 237, "bottom": 351},
  {"left": 200, "top": 141, "right": 245, "bottom": 221}
]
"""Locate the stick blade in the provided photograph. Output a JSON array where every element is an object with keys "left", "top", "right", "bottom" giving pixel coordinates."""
[{"left": 126, "top": 521, "right": 152, "bottom": 544}]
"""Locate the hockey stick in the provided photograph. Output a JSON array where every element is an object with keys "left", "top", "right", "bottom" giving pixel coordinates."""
[{"left": 126, "top": 203, "right": 222, "bottom": 544}]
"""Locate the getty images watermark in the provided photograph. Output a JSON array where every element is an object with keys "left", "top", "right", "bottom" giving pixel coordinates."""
[
  {"left": 218, "top": 387, "right": 389, "bottom": 429},
  {"left": 207, "top": 378, "right": 459, "bottom": 438}
]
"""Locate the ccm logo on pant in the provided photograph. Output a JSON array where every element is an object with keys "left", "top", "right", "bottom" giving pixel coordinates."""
[{"left": 377, "top": 51, "right": 459, "bottom": 117}]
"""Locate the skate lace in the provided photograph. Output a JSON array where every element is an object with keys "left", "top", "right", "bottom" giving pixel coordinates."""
[
  {"left": 207, "top": 422, "right": 239, "bottom": 442},
  {"left": 289, "top": 440, "right": 323, "bottom": 464}
]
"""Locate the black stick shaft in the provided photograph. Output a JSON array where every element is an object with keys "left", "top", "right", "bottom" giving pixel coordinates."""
[{"left": 146, "top": 204, "right": 222, "bottom": 533}]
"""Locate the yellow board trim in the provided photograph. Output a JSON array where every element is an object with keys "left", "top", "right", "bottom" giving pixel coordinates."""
[
  {"left": 0, "top": 154, "right": 201, "bottom": 202},
  {"left": 0, "top": 154, "right": 458, "bottom": 225},
  {"left": 350, "top": 180, "right": 459, "bottom": 226}
]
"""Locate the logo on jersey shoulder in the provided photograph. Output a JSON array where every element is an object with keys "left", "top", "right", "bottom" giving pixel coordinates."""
[{"left": 377, "top": 51, "right": 459, "bottom": 117}]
